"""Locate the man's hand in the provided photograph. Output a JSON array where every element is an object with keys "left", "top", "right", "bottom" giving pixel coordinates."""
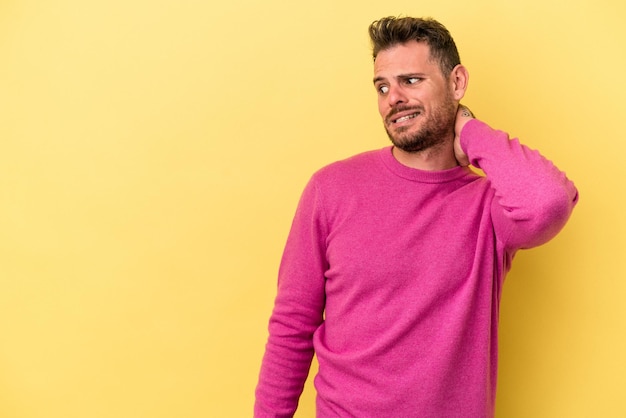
[{"left": 453, "top": 104, "right": 474, "bottom": 167}]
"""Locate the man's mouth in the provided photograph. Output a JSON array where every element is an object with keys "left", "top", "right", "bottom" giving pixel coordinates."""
[
  {"left": 393, "top": 112, "right": 420, "bottom": 124},
  {"left": 387, "top": 109, "right": 422, "bottom": 125}
]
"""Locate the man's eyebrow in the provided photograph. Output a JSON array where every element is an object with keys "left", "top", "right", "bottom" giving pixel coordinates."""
[
  {"left": 400, "top": 72, "right": 427, "bottom": 78},
  {"left": 373, "top": 73, "right": 427, "bottom": 84}
]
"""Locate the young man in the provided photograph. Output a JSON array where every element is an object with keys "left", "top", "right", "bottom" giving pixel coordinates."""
[{"left": 255, "top": 16, "right": 578, "bottom": 417}]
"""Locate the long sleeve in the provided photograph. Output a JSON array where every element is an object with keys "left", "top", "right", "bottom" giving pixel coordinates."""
[
  {"left": 255, "top": 178, "right": 328, "bottom": 417},
  {"left": 460, "top": 119, "right": 579, "bottom": 251}
]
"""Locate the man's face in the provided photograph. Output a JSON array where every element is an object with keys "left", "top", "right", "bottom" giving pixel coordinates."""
[{"left": 373, "top": 41, "right": 457, "bottom": 153}]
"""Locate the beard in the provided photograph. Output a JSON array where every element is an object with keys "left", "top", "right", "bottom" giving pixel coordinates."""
[{"left": 384, "top": 95, "right": 457, "bottom": 153}]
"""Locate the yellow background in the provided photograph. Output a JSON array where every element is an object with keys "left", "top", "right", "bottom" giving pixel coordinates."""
[{"left": 0, "top": 0, "right": 624, "bottom": 417}]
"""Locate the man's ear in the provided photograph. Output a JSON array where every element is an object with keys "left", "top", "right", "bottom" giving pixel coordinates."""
[{"left": 449, "top": 64, "right": 469, "bottom": 100}]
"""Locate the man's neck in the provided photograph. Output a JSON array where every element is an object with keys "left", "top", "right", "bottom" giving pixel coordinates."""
[{"left": 391, "top": 141, "right": 459, "bottom": 171}]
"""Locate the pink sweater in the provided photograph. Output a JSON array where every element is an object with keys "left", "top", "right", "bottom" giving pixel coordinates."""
[{"left": 255, "top": 120, "right": 578, "bottom": 417}]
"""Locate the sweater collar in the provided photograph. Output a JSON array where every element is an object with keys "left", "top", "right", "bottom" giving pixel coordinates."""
[{"left": 379, "top": 146, "right": 472, "bottom": 183}]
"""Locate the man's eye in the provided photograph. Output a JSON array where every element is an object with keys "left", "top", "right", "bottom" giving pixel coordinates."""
[
  {"left": 378, "top": 85, "right": 389, "bottom": 94},
  {"left": 407, "top": 77, "right": 420, "bottom": 84}
]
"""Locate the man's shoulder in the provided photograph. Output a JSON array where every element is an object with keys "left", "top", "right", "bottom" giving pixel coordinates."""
[{"left": 312, "top": 147, "right": 388, "bottom": 181}]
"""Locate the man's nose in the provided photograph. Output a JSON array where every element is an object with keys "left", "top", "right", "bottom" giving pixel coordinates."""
[{"left": 387, "top": 85, "right": 408, "bottom": 107}]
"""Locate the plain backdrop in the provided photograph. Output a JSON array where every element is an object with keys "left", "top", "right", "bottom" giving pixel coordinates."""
[{"left": 0, "top": 0, "right": 624, "bottom": 417}]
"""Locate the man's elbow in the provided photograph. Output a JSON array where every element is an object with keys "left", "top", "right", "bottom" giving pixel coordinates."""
[{"left": 518, "top": 188, "right": 579, "bottom": 249}]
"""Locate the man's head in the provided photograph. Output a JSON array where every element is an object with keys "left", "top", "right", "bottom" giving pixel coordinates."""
[
  {"left": 369, "top": 16, "right": 461, "bottom": 77},
  {"left": 369, "top": 17, "right": 468, "bottom": 156}
]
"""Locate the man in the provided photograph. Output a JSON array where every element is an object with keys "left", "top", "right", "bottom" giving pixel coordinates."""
[{"left": 255, "top": 16, "right": 578, "bottom": 417}]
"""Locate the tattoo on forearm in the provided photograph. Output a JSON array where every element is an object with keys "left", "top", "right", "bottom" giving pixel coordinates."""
[{"left": 460, "top": 105, "right": 474, "bottom": 118}]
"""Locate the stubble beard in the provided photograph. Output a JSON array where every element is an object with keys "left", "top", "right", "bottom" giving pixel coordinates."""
[{"left": 385, "top": 96, "right": 457, "bottom": 153}]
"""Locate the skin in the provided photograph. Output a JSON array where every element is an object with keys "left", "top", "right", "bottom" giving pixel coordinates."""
[{"left": 373, "top": 41, "right": 473, "bottom": 170}]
